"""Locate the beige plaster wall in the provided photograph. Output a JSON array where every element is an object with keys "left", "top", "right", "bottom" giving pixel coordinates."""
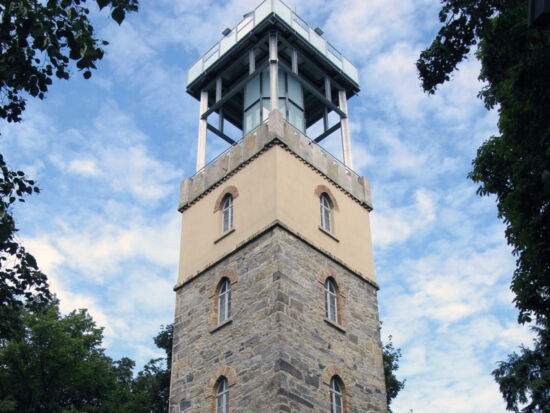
[{"left": 178, "top": 145, "right": 376, "bottom": 285}]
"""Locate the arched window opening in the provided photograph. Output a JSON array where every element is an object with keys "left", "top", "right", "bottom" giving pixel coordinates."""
[
  {"left": 218, "top": 278, "right": 232, "bottom": 323},
  {"left": 320, "top": 193, "right": 332, "bottom": 232},
  {"left": 222, "top": 194, "right": 233, "bottom": 233},
  {"left": 325, "top": 278, "right": 338, "bottom": 323},
  {"left": 329, "top": 376, "right": 344, "bottom": 413},
  {"left": 215, "top": 376, "right": 229, "bottom": 413}
]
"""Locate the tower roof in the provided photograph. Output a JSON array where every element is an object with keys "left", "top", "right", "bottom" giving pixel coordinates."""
[{"left": 186, "top": 0, "right": 360, "bottom": 98}]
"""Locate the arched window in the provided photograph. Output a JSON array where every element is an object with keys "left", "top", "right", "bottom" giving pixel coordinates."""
[
  {"left": 222, "top": 194, "right": 233, "bottom": 233},
  {"left": 329, "top": 376, "right": 344, "bottom": 413},
  {"left": 325, "top": 278, "right": 338, "bottom": 323},
  {"left": 218, "top": 278, "right": 232, "bottom": 323},
  {"left": 320, "top": 193, "right": 332, "bottom": 232},
  {"left": 215, "top": 376, "right": 229, "bottom": 413}
]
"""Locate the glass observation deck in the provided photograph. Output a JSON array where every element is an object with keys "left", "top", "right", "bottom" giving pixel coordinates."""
[{"left": 187, "top": 0, "right": 360, "bottom": 88}]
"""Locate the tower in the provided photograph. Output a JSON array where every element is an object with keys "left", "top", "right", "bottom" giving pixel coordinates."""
[{"left": 170, "top": 1, "right": 387, "bottom": 412}]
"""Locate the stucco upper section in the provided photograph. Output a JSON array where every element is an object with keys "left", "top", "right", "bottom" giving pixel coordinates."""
[
  {"left": 177, "top": 112, "right": 376, "bottom": 286},
  {"left": 179, "top": 110, "right": 372, "bottom": 213}
]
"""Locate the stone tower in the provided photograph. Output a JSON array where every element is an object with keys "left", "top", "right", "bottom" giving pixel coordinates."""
[{"left": 169, "top": 1, "right": 387, "bottom": 412}]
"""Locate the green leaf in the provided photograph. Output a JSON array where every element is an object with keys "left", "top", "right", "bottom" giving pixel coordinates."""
[
  {"left": 96, "top": 0, "right": 110, "bottom": 10},
  {"left": 111, "top": 7, "right": 125, "bottom": 25},
  {"left": 83, "top": 70, "right": 91, "bottom": 79}
]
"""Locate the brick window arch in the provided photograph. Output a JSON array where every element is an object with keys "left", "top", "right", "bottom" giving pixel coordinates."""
[
  {"left": 213, "top": 186, "right": 239, "bottom": 235},
  {"left": 324, "top": 277, "right": 338, "bottom": 323},
  {"left": 319, "top": 270, "right": 346, "bottom": 327},
  {"left": 329, "top": 375, "right": 344, "bottom": 413},
  {"left": 221, "top": 194, "right": 233, "bottom": 233},
  {"left": 217, "top": 278, "right": 232, "bottom": 323},
  {"left": 314, "top": 185, "right": 339, "bottom": 235},
  {"left": 323, "top": 366, "right": 351, "bottom": 413},
  {"left": 320, "top": 192, "right": 333, "bottom": 233},
  {"left": 208, "top": 367, "right": 237, "bottom": 413},
  {"left": 215, "top": 376, "right": 229, "bottom": 413},
  {"left": 313, "top": 185, "right": 339, "bottom": 211},
  {"left": 213, "top": 186, "right": 239, "bottom": 212},
  {"left": 210, "top": 269, "right": 238, "bottom": 327}
]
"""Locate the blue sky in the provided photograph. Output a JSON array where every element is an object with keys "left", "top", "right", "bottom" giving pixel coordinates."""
[{"left": 2, "top": 0, "right": 532, "bottom": 411}]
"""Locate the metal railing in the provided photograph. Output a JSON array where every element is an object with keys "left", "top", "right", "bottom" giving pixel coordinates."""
[
  {"left": 187, "top": 0, "right": 359, "bottom": 86},
  {"left": 193, "top": 118, "right": 357, "bottom": 179}
]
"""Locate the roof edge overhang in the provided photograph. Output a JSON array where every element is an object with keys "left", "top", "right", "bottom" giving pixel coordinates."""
[{"left": 186, "top": 12, "right": 360, "bottom": 100}]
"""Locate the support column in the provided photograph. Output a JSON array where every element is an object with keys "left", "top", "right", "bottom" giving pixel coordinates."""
[
  {"left": 323, "top": 77, "right": 331, "bottom": 132},
  {"left": 338, "top": 90, "right": 353, "bottom": 169},
  {"left": 291, "top": 48, "right": 298, "bottom": 74},
  {"left": 269, "top": 32, "right": 278, "bottom": 112},
  {"left": 196, "top": 90, "right": 208, "bottom": 171},
  {"left": 216, "top": 77, "right": 223, "bottom": 132},
  {"left": 249, "top": 48, "right": 255, "bottom": 74}
]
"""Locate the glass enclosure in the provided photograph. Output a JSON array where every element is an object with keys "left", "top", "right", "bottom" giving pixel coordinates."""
[{"left": 243, "top": 69, "right": 304, "bottom": 134}]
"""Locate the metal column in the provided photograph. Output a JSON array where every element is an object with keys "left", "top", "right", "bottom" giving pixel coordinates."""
[
  {"left": 338, "top": 90, "right": 353, "bottom": 169},
  {"left": 269, "top": 32, "right": 278, "bottom": 112},
  {"left": 196, "top": 90, "right": 208, "bottom": 171}
]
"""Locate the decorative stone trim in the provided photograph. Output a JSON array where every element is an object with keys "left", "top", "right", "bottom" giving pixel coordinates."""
[
  {"left": 209, "top": 268, "right": 238, "bottom": 327},
  {"left": 207, "top": 366, "right": 237, "bottom": 413},
  {"left": 210, "top": 318, "right": 233, "bottom": 333},
  {"left": 322, "top": 366, "right": 351, "bottom": 413},
  {"left": 324, "top": 318, "right": 346, "bottom": 333},
  {"left": 213, "top": 185, "right": 239, "bottom": 212},
  {"left": 319, "top": 226, "right": 340, "bottom": 242},
  {"left": 214, "top": 228, "right": 235, "bottom": 244},
  {"left": 314, "top": 185, "right": 340, "bottom": 211},
  {"left": 179, "top": 137, "right": 373, "bottom": 213}
]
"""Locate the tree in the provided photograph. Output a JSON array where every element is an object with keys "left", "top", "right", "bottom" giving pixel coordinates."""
[
  {"left": 130, "top": 324, "right": 173, "bottom": 413},
  {"left": 0, "top": 156, "right": 49, "bottom": 340},
  {"left": 0, "top": 301, "right": 132, "bottom": 412},
  {"left": 417, "top": 1, "right": 549, "bottom": 411},
  {"left": 0, "top": 0, "right": 139, "bottom": 340},
  {"left": 0, "top": 302, "right": 174, "bottom": 412},
  {"left": 0, "top": 0, "right": 139, "bottom": 122},
  {"left": 382, "top": 335, "right": 405, "bottom": 413}
]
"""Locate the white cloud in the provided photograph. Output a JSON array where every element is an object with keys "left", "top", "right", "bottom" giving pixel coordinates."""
[
  {"left": 68, "top": 158, "right": 101, "bottom": 176},
  {"left": 371, "top": 188, "right": 436, "bottom": 247}
]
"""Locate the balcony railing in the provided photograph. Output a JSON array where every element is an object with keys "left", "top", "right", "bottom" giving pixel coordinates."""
[{"left": 187, "top": 0, "right": 359, "bottom": 87}]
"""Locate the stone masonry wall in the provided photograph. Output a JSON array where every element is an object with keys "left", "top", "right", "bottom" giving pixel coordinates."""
[{"left": 170, "top": 226, "right": 386, "bottom": 412}]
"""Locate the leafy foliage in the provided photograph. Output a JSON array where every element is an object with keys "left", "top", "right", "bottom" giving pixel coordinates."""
[
  {"left": 0, "top": 304, "right": 172, "bottom": 412},
  {"left": 382, "top": 334, "right": 405, "bottom": 412},
  {"left": 0, "top": 302, "right": 122, "bottom": 411},
  {"left": 493, "top": 326, "right": 550, "bottom": 413},
  {"left": 0, "top": 0, "right": 139, "bottom": 122},
  {"left": 0, "top": 0, "right": 139, "bottom": 340},
  {"left": 0, "top": 154, "right": 49, "bottom": 340},
  {"left": 417, "top": 1, "right": 550, "bottom": 411},
  {"left": 129, "top": 324, "right": 172, "bottom": 413}
]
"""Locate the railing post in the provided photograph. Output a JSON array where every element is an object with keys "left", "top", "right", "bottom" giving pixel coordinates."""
[
  {"left": 216, "top": 77, "right": 223, "bottom": 132},
  {"left": 196, "top": 90, "right": 208, "bottom": 171},
  {"left": 338, "top": 90, "right": 353, "bottom": 169},
  {"left": 269, "top": 32, "right": 278, "bottom": 112},
  {"left": 323, "top": 77, "right": 331, "bottom": 132}
]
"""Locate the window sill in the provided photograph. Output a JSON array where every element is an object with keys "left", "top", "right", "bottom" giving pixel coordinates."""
[
  {"left": 324, "top": 318, "right": 346, "bottom": 334},
  {"left": 318, "top": 226, "right": 339, "bottom": 242},
  {"left": 214, "top": 228, "right": 235, "bottom": 244},
  {"left": 210, "top": 318, "right": 233, "bottom": 333}
]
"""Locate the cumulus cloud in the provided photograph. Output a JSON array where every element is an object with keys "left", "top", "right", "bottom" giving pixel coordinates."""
[
  {"left": 371, "top": 188, "right": 436, "bottom": 247},
  {"left": 68, "top": 158, "right": 101, "bottom": 176}
]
